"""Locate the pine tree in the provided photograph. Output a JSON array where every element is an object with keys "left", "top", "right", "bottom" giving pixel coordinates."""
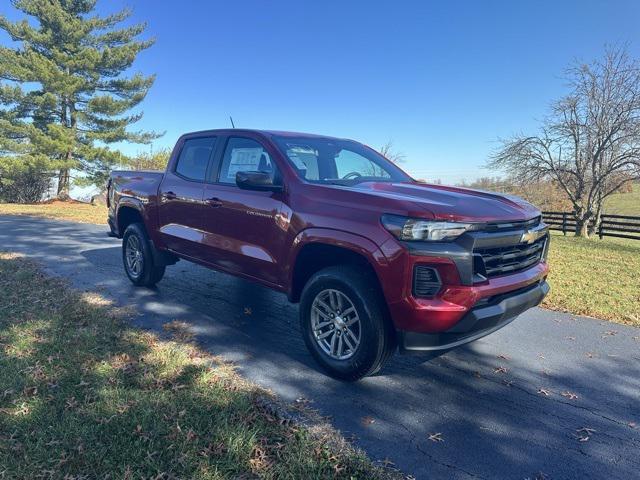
[{"left": 0, "top": 0, "right": 160, "bottom": 199}]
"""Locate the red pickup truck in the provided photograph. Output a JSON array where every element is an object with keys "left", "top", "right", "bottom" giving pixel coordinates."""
[{"left": 107, "top": 129, "right": 550, "bottom": 380}]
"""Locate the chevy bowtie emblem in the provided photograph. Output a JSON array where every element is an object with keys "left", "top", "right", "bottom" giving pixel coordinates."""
[{"left": 521, "top": 225, "right": 548, "bottom": 244}]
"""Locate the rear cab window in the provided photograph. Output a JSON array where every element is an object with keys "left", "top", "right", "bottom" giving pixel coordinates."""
[{"left": 174, "top": 137, "right": 216, "bottom": 182}]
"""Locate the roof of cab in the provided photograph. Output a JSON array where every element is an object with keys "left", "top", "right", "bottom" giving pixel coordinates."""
[{"left": 180, "top": 128, "right": 345, "bottom": 140}]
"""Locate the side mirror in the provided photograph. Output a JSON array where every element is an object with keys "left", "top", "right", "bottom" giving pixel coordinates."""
[{"left": 236, "top": 171, "right": 283, "bottom": 192}]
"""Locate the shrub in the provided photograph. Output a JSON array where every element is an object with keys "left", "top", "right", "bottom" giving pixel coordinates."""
[{"left": 0, "top": 168, "right": 53, "bottom": 203}]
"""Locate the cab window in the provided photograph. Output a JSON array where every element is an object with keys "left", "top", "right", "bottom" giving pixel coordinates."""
[{"left": 218, "top": 137, "right": 278, "bottom": 185}]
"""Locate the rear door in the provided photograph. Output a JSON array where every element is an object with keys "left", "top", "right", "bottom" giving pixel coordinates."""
[
  {"left": 200, "top": 135, "right": 288, "bottom": 287},
  {"left": 157, "top": 135, "right": 217, "bottom": 259}
]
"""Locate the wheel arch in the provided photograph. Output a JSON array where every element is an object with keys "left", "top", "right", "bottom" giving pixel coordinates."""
[
  {"left": 116, "top": 198, "right": 145, "bottom": 237},
  {"left": 287, "top": 228, "right": 389, "bottom": 303}
]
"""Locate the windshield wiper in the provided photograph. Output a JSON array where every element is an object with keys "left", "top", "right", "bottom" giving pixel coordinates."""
[{"left": 322, "top": 179, "right": 353, "bottom": 186}]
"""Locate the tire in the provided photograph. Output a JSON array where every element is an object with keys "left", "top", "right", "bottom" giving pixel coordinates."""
[
  {"left": 122, "top": 223, "right": 166, "bottom": 287},
  {"left": 300, "top": 265, "right": 396, "bottom": 381}
]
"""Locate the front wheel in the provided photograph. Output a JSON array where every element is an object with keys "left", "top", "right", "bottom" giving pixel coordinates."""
[
  {"left": 122, "top": 223, "right": 165, "bottom": 287},
  {"left": 300, "top": 266, "right": 396, "bottom": 381}
]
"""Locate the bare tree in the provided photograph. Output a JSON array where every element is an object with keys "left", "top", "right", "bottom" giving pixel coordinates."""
[
  {"left": 379, "top": 141, "right": 406, "bottom": 163},
  {"left": 489, "top": 47, "right": 640, "bottom": 237}
]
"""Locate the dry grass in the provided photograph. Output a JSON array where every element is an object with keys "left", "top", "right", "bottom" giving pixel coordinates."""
[
  {"left": 0, "top": 200, "right": 107, "bottom": 224},
  {"left": 0, "top": 252, "right": 397, "bottom": 479}
]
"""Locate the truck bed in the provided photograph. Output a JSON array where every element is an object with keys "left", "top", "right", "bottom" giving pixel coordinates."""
[{"left": 107, "top": 170, "right": 164, "bottom": 235}]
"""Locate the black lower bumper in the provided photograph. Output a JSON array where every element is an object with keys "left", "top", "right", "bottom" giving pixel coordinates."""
[{"left": 398, "top": 280, "right": 550, "bottom": 354}]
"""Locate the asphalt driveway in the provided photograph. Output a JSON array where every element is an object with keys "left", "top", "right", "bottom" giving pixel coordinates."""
[{"left": 1, "top": 215, "right": 638, "bottom": 480}]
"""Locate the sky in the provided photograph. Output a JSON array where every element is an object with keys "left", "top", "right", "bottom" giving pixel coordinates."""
[{"left": 2, "top": 0, "right": 640, "bottom": 185}]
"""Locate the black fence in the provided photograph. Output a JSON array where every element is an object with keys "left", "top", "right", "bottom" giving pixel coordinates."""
[{"left": 542, "top": 211, "right": 640, "bottom": 241}]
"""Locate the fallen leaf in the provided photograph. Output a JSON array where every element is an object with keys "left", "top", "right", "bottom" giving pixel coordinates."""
[
  {"left": 23, "top": 386, "right": 37, "bottom": 397},
  {"left": 360, "top": 416, "right": 375, "bottom": 426},
  {"left": 575, "top": 427, "right": 595, "bottom": 442},
  {"left": 561, "top": 391, "right": 578, "bottom": 400}
]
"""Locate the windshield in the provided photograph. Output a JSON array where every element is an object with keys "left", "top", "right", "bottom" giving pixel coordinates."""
[{"left": 272, "top": 136, "right": 412, "bottom": 185}]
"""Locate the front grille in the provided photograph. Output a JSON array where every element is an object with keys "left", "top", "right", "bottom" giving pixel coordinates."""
[
  {"left": 413, "top": 265, "right": 441, "bottom": 298},
  {"left": 474, "top": 235, "right": 546, "bottom": 278},
  {"left": 483, "top": 216, "right": 541, "bottom": 232}
]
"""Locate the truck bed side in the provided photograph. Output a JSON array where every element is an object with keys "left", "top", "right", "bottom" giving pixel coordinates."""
[{"left": 107, "top": 170, "right": 164, "bottom": 238}]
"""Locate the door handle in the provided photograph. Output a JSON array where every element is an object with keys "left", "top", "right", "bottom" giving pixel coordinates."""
[
  {"left": 205, "top": 197, "right": 223, "bottom": 207},
  {"left": 162, "top": 191, "right": 177, "bottom": 201}
]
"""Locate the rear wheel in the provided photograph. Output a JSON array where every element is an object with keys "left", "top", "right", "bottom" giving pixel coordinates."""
[
  {"left": 122, "top": 223, "right": 165, "bottom": 287},
  {"left": 300, "top": 266, "right": 396, "bottom": 381}
]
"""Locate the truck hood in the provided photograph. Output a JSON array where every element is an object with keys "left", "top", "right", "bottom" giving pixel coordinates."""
[{"left": 343, "top": 181, "right": 540, "bottom": 222}]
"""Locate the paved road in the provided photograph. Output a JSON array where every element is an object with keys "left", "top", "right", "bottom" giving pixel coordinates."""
[{"left": 1, "top": 215, "right": 639, "bottom": 480}]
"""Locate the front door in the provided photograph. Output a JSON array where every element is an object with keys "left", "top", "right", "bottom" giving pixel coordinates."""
[
  {"left": 157, "top": 136, "right": 217, "bottom": 259},
  {"left": 201, "top": 136, "right": 288, "bottom": 287}
]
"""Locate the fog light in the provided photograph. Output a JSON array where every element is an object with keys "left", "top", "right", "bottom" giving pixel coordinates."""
[{"left": 413, "top": 265, "right": 442, "bottom": 298}]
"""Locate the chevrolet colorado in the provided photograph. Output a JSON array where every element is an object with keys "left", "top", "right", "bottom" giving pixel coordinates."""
[{"left": 107, "top": 129, "right": 550, "bottom": 380}]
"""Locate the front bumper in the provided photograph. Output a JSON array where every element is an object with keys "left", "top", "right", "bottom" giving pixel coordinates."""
[
  {"left": 381, "top": 216, "right": 550, "bottom": 334},
  {"left": 398, "top": 280, "right": 549, "bottom": 353}
]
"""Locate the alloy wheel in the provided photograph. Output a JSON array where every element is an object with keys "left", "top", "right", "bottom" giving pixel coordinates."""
[
  {"left": 125, "top": 235, "right": 144, "bottom": 278},
  {"left": 310, "top": 289, "right": 361, "bottom": 360}
]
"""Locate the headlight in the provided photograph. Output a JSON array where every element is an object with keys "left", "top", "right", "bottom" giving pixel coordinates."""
[{"left": 381, "top": 214, "right": 475, "bottom": 241}]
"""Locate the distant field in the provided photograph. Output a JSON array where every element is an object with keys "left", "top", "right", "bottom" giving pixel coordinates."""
[{"left": 605, "top": 183, "right": 640, "bottom": 216}]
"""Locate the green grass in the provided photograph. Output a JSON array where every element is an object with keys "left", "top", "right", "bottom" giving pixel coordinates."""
[
  {"left": 543, "top": 232, "right": 640, "bottom": 326},
  {"left": 605, "top": 183, "right": 640, "bottom": 215},
  {"left": 0, "top": 200, "right": 107, "bottom": 224},
  {"left": 0, "top": 252, "right": 395, "bottom": 479}
]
